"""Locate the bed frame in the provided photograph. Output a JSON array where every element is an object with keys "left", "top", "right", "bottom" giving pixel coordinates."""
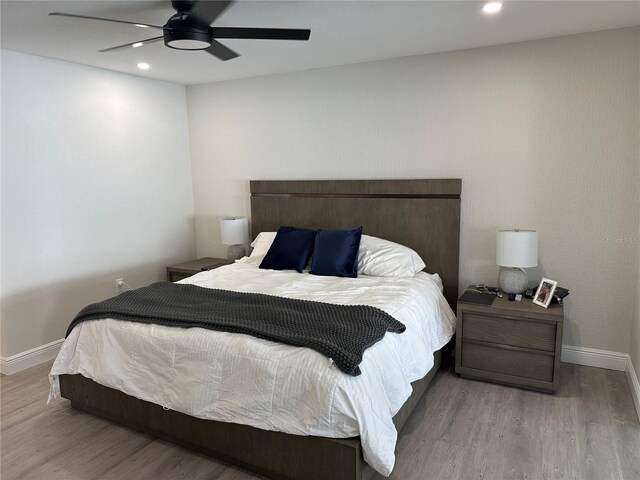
[{"left": 60, "top": 179, "right": 462, "bottom": 480}]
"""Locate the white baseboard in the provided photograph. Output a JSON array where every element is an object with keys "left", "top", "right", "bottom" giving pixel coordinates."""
[
  {"left": 561, "top": 344, "right": 628, "bottom": 371},
  {"left": 626, "top": 357, "right": 640, "bottom": 422},
  {"left": 0, "top": 338, "right": 64, "bottom": 375}
]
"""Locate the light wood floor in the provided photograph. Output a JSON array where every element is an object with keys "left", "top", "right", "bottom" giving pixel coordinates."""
[{"left": 2, "top": 361, "right": 639, "bottom": 480}]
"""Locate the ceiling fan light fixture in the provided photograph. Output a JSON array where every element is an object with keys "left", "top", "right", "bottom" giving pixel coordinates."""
[
  {"left": 164, "top": 29, "right": 212, "bottom": 50},
  {"left": 482, "top": 2, "right": 503, "bottom": 14},
  {"left": 50, "top": 1, "right": 311, "bottom": 61}
]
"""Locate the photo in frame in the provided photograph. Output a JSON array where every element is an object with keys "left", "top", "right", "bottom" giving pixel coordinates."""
[{"left": 532, "top": 277, "right": 558, "bottom": 308}]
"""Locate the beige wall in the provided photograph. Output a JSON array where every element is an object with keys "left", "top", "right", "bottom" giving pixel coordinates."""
[
  {"left": 1, "top": 51, "right": 195, "bottom": 357},
  {"left": 187, "top": 27, "right": 640, "bottom": 354}
]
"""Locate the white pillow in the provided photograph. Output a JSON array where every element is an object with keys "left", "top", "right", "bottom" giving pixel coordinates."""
[
  {"left": 357, "top": 235, "right": 426, "bottom": 277},
  {"left": 249, "top": 231, "right": 277, "bottom": 259},
  {"left": 245, "top": 231, "right": 425, "bottom": 277}
]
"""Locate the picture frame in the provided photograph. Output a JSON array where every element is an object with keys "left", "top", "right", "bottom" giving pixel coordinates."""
[{"left": 532, "top": 277, "right": 558, "bottom": 308}]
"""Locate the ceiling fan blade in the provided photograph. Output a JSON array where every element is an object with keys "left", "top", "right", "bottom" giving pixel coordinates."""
[
  {"left": 187, "top": 1, "right": 233, "bottom": 27},
  {"left": 49, "top": 12, "right": 167, "bottom": 30},
  {"left": 205, "top": 40, "right": 239, "bottom": 61},
  {"left": 99, "top": 36, "right": 164, "bottom": 53},
  {"left": 210, "top": 27, "right": 311, "bottom": 41}
]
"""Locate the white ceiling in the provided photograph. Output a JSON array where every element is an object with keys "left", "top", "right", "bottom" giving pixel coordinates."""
[{"left": 1, "top": 1, "right": 639, "bottom": 85}]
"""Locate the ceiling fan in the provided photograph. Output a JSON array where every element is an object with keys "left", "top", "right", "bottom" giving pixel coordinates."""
[{"left": 49, "top": 0, "right": 311, "bottom": 61}]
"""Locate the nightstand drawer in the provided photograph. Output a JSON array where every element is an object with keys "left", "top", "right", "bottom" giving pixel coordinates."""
[
  {"left": 462, "top": 312, "right": 555, "bottom": 352},
  {"left": 461, "top": 342, "right": 553, "bottom": 382}
]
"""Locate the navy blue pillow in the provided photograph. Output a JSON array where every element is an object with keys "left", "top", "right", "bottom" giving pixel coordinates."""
[
  {"left": 259, "top": 226, "right": 317, "bottom": 273},
  {"left": 310, "top": 227, "right": 363, "bottom": 278}
]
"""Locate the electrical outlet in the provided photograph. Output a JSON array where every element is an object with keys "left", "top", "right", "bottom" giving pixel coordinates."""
[{"left": 115, "top": 278, "right": 125, "bottom": 293}]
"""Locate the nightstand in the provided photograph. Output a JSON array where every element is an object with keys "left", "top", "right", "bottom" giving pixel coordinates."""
[
  {"left": 455, "top": 291, "right": 564, "bottom": 393},
  {"left": 166, "top": 258, "right": 232, "bottom": 282}
]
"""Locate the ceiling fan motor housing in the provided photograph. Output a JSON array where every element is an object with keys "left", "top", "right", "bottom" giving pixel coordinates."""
[{"left": 163, "top": 9, "right": 213, "bottom": 50}]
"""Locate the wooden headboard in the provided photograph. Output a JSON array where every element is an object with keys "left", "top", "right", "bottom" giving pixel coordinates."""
[{"left": 250, "top": 179, "right": 461, "bottom": 308}]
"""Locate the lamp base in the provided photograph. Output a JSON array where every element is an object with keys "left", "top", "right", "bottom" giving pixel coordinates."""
[
  {"left": 499, "top": 267, "right": 528, "bottom": 294},
  {"left": 226, "top": 244, "right": 246, "bottom": 261}
]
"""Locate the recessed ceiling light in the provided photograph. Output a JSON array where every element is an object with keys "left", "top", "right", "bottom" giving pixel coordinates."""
[
  {"left": 132, "top": 42, "right": 144, "bottom": 48},
  {"left": 135, "top": 24, "right": 149, "bottom": 28},
  {"left": 137, "top": 62, "right": 150, "bottom": 70},
  {"left": 482, "top": 2, "right": 503, "bottom": 14}
]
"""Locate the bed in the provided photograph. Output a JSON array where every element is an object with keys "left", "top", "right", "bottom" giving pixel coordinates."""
[{"left": 50, "top": 179, "right": 462, "bottom": 479}]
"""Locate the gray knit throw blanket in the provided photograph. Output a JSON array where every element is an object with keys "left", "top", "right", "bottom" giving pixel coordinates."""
[{"left": 66, "top": 281, "right": 405, "bottom": 376}]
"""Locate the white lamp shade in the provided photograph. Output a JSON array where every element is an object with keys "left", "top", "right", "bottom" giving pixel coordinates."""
[
  {"left": 220, "top": 217, "right": 247, "bottom": 245},
  {"left": 496, "top": 230, "right": 538, "bottom": 268}
]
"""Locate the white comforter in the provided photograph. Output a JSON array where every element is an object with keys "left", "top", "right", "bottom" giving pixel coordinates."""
[{"left": 49, "top": 261, "right": 456, "bottom": 476}]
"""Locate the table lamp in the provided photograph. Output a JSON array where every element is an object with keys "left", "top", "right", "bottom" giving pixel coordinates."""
[
  {"left": 496, "top": 229, "right": 538, "bottom": 294},
  {"left": 220, "top": 217, "right": 248, "bottom": 261}
]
